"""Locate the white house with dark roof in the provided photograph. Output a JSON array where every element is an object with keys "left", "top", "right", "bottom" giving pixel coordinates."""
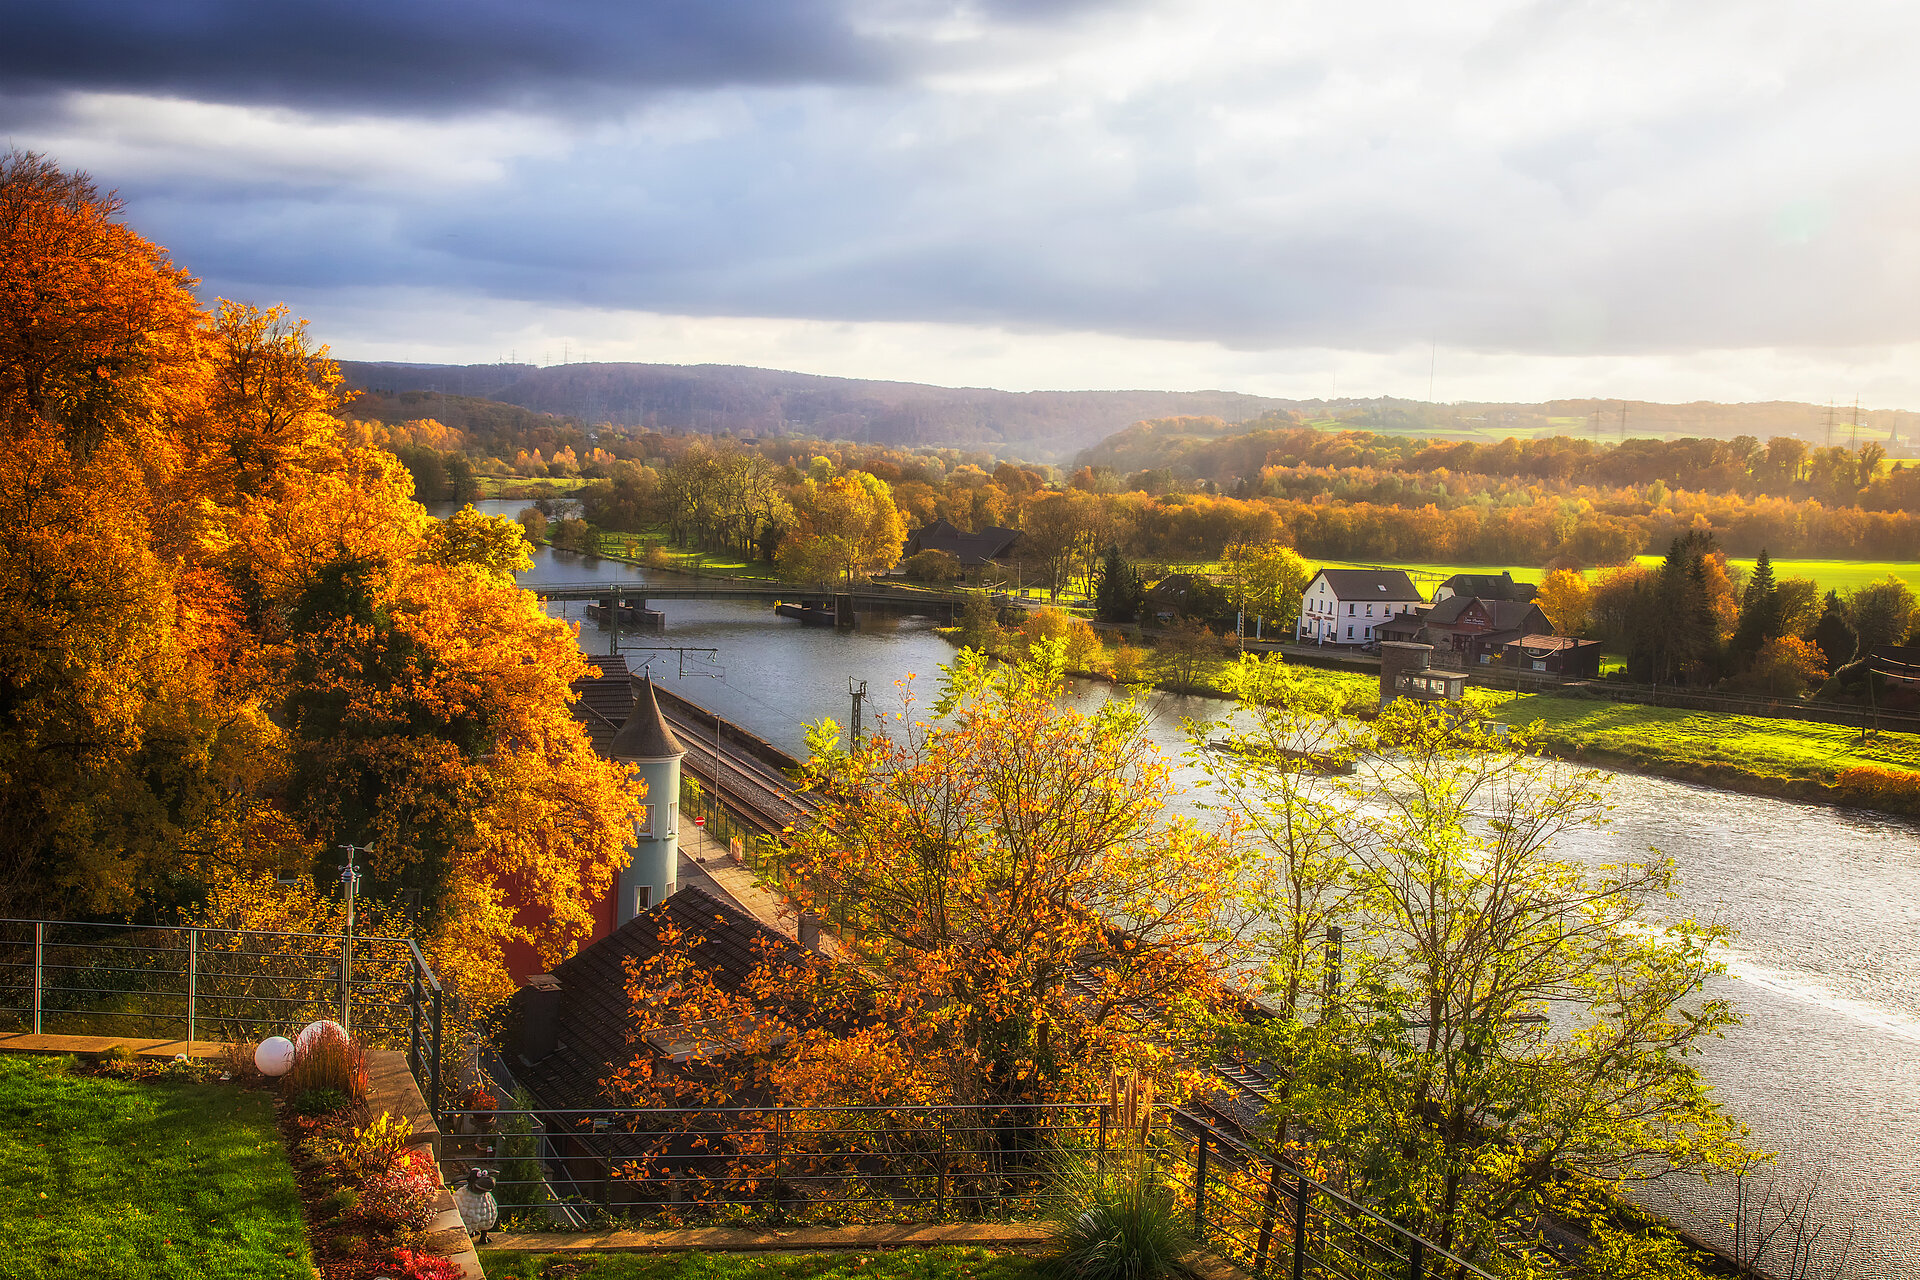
[{"left": 1297, "top": 568, "right": 1425, "bottom": 647}]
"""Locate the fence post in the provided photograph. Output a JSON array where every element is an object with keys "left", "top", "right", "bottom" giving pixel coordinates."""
[
  {"left": 1290, "top": 1175, "right": 1310, "bottom": 1280},
  {"left": 1253, "top": 1159, "right": 1282, "bottom": 1276},
  {"left": 186, "top": 928, "right": 198, "bottom": 1049},
  {"left": 1408, "top": 1236, "right": 1426, "bottom": 1280},
  {"left": 767, "top": 1109, "right": 786, "bottom": 1223},
  {"left": 31, "top": 922, "right": 44, "bottom": 1035},
  {"left": 339, "top": 934, "right": 352, "bottom": 1034},
  {"left": 408, "top": 960, "right": 422, "bottom": 1080},
  {"left": 430, "top": 985, "right": 444, "bottom": 1121},
  {"left": 1193, "top": 1133, "right": 1209, "bottom": 1241}
]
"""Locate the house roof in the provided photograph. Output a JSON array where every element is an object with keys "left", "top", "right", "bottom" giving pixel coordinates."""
[
  {"left": 1437, "top": 571, "right": 1538, "bottom": 600},
  {"left": 1314, "top": 568, "right": 1422, "bottom": 600},
  {"left": 608, "top": 675, "right": 684, "bottom": 761},
  {"left": 570, "top": 655, "right": 633, "bottom": 755},
  {"left": 508, "top": 885, "right": 816, "bottom": 1110},
  {"left": 1424, "top": 596, "right": 1546, "bottom": 630},
  {"left": 1507, "top": 634, "right": 1600, "bottom": 653},
  {"left": 905, "top": 519, "right": 1021, "bottom": 567}
]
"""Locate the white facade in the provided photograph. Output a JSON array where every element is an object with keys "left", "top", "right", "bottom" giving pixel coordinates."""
[{"left": 1296, "top": 571, "right": 1424, "bottom": 647}]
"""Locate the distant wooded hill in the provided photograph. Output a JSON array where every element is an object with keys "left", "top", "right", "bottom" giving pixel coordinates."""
[
  {"left": 338, "top": 359, "right": 1920, "bottom": 464},
  {"left": 337, "top": 360, "right": 1282, "bottom": 461}
]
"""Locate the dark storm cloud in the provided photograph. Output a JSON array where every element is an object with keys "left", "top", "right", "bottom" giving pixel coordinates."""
[{"left": 0, "top": 0, "right": 893, "bottom": 113}]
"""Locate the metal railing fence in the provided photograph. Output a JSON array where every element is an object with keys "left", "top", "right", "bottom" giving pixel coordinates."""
[
  {"left": 435, "top": 1101, "right": 1497, "bottom": 1279},
  {"left": 0, "top": 918, "right": 445, "bottom": 1113}
]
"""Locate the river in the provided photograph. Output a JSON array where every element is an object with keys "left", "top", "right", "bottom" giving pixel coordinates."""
[{"left": 454, "top": 501, "right": 1920, "bottom": 1276}]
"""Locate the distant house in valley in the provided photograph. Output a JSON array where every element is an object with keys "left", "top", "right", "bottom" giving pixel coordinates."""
[
  {"left": 1379, "top": 596, "right": 1552, "bottom": 665},
  {"left": 900, "top": 519, "right": 1020, "bottom": 568},
  {"left": 1501, "top": 634, "right": 1604, "bottom": 678},
  {"left": 1297, "top": 569, "right": 1424, "bottom": 647},
  {"left": 1432, "top": 571, "right": 1536, "bottom": 603},
  {"left": 1143, "top": 572, "right": 1230, "bottom": 624}
]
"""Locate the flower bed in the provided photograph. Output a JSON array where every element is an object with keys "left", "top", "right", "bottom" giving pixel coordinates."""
[{"left": 218, "top": 1029, "right": 470, "bottom": 1280}]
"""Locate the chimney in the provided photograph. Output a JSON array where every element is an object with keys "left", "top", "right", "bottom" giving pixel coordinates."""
[
  {"left": 519, "top": 972, "right": 562, "bottom": 1062},
  {"left": 1379, "top": 641, "right": 1433, "bottom": 705}
]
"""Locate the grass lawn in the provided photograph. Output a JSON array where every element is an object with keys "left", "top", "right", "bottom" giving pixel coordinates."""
[
  {"left": 1483, "top": 690, "right": 1920, "bottom": 782},
  {"left": 0, "top": 1055, "right": 311, "bottom": 1280},
  {"left": 482, "top": 1248, "right": 1046, "bottom": 1280}
]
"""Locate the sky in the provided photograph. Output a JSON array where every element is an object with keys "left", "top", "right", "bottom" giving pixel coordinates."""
[{"left": 6, "top": 0, "right": 1920, "bottom": 406}]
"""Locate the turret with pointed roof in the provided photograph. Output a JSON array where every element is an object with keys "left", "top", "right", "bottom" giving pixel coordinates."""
[
  {"left": 610, "top": 676, "right": 685, "bottom": 762},
  {"left": 609, "top": 675, "right": 685, "bottom": 925}
]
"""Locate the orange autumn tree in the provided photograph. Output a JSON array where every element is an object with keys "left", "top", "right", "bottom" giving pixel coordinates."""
[
  {"left": 0, "top": 151, "right": 639, "bottom": 1004},
  {"left": 764, "top": 640, "right": 1241, "bottom": 1109}
]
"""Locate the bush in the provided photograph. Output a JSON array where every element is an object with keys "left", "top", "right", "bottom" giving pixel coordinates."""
[
  {"left": 98, "top": 1044, "right": 135, "bottom": 1066},
  {"left": 497, "top": 1086, "right": 546, "bottom": 1208},
  {"left": 318, "top": 1187, "right": 359, "bottom": 1219},
  {"left": 356, "top": 1168, "right": 438, "bottom": 1231},
  {"left": 1047, "top": 1155, "right": 1195, "bottom": 1280},
  {"left": 904, "top": 548, "right": 966, "bottom": 582},
  {"left": 293, "top": 1087, "right": 349, "bottom": 1117},
  {"left": 381, "top": 1248, "right": 464, "bottom": 1280},
  {"left": 285, "top": 1021, "right": 368, "bottom": 1101}
]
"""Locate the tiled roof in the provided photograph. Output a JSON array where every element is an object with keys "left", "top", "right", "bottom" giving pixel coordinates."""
[
  {"left": 508, "top": 885, "right": 815, "bottom": 1112},
  {"left": 1315, "top": 568, "right": 1422, "bottom": 600},
  {"left": 1425, "top": 596, "right": 1547, "bottom": 630},
  {"left": 905, "top": 519, "right": 1020, "bottom": 567},
  {"left": 571, "top": 655, "right": 633, "bottom": 755}
]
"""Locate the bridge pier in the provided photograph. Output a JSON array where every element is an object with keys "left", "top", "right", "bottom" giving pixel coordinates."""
[{"left": 834, "top": 593, "right": 856, "bottom": 630}]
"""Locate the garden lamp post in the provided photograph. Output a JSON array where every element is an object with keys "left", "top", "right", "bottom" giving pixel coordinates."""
[{"left": 338, "top": 844, "right": 370, "bottom": 1033}]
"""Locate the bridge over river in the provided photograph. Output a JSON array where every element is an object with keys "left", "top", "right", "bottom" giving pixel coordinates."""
[{"left": 535, "top": 579, "right": 973, "bottom": 628}]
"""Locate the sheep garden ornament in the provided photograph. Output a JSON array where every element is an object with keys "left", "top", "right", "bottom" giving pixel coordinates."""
[{"left": 454, "top": 1168, "right": 498, "bottom": 1244}]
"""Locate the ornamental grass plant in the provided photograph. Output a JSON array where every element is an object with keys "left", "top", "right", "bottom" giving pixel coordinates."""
[
  {"left": 285, "top": 1020, "right": 370, "bottom": 1101},
  {"left": 1046, "top": 1073, "right": 1194, "bottom": 1280}
]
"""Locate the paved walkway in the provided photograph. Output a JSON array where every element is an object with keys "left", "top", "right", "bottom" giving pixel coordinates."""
[
  {"left": 0, "top": 1031, "right": 226, "bottom": 1059},
  {"left": 489, "top": 1223, "right": 1054, "bottom": 1253},
  {"left": 676, "top": 826, "right": 798, "bottom": 940}
]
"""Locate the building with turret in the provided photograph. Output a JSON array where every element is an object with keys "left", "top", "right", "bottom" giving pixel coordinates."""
[{"left": 606, "top": 675, "right": 685, "bottom": 923}]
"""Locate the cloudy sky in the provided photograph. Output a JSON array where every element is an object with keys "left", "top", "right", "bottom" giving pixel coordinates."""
[{"left": 7, "top": 0, "right": 1920, "bottom": 405}]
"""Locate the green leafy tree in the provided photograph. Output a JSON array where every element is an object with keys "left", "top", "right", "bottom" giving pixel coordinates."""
[{"left": 1207, "top": 703, "right": 1747, "bottom": 1271}]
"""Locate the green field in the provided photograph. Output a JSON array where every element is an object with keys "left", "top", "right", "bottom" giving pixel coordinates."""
[
  {"left": 1481, "top": 689, "right": 1920, "bottom": 783},
  {"left": 0, "top": 1055, "right": 311, "bottom": 1280},
  {"left": 1312, "top": 556, "right": 1918, "bottom": 598}
]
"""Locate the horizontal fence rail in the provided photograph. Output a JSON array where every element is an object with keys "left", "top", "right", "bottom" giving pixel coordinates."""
[
  {"left": 436, "top": 1102, "right": 1494, "bottom": 1279},
  {"left": 0, "top": 918, "right": 444, "bottom": 1114}
]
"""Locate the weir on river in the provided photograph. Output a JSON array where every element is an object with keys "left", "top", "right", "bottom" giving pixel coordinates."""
[{"left": 444, "top": 501, "right": 1920, "bottom": 1278}]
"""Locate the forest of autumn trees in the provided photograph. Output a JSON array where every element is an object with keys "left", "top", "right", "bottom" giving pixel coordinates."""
[{"left": 0, "top": 153, "right": 641, "bottom": 1007}]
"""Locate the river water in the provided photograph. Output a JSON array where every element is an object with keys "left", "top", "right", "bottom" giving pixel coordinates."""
[{"left": 454, "top": 502, "right": 1920, "bottom": 1276}]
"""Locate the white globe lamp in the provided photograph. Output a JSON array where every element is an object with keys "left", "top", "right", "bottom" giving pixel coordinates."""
[
  {"left": 255, "top": 1036, "right": 295, "bottom": 1077},
  {"left": 296, "top": 1019, "right": 346, "bottom": 1053}
]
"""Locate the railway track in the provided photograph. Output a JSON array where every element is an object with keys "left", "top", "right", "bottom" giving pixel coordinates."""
[{"left": 660, "top": 705, "right": 819, "bottom": 834}]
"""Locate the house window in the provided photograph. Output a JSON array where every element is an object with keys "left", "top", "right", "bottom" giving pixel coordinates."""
[
  {"left": 668, "top": 802, "right": 677, "bottom": 835},
  {"left": 1348, "top": 604, "right": 1355, "bottom": 615},
  {"left": 634, "top": 885, "right": 652, "bottom": 914},
  {"left": 1366, "top": 604, "right": 1374, "bottom": 617},
  {"left": 636, "top": 803, "right": 654, "bottom": 838},
  {"left": 1346, "top": 626, "right": 1353, "bottom": 639}
]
